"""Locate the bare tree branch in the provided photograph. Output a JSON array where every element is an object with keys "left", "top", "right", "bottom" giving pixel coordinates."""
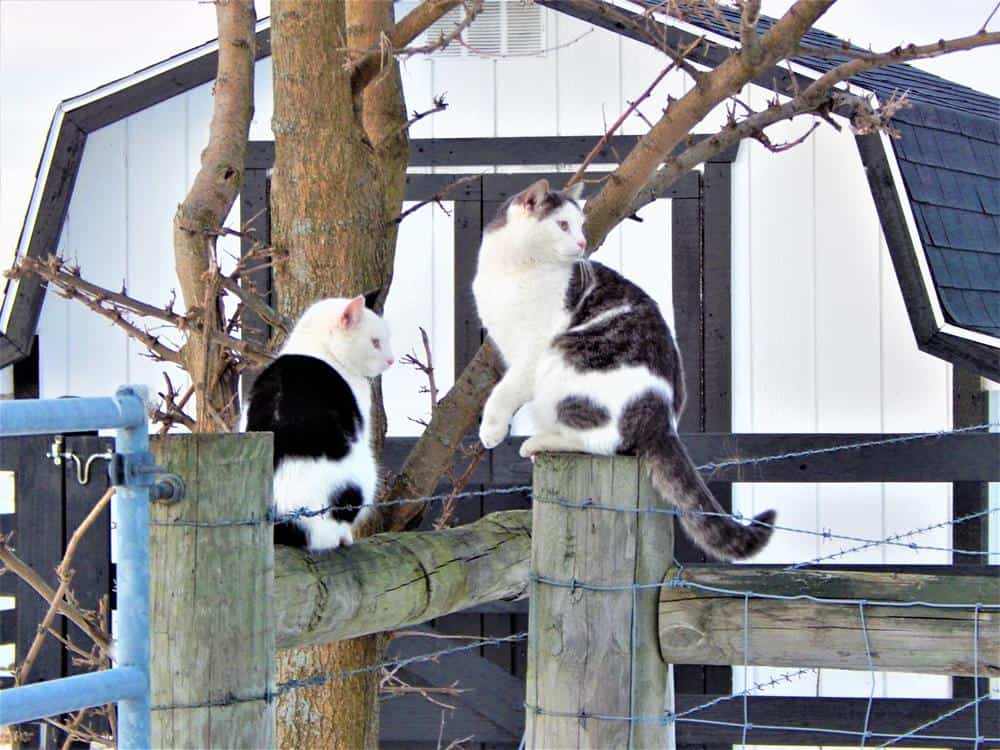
[
  {"left": 11, "top": 256, "right": 184, "bottom": 326},
  {"left": 218, "top": 275, "right": 291, "bottom": 336},
  {"left": 349, "top": 0, "right": 475, "bottom": 94},
  {"left": 376, "top": 94, "right": 448, "bottom": 150},
  {"left": 582, "top": 0, "right": 839, "bottom": 250},
  {"left": 391, "top": 173, "right": 484, "bottom": 225},
  {"left": 16, "top": 488, "right": 114, "bottom": 685},
  {"left": 172, "top": 0, "right": 255, "bottom": 431},
  {"left": 566, "top": 35, "right": 703, "bottom": 189},
  {"left": 738, "top": 0, "right": 762, "bottom": 61},
  {"left": 0, "top": 539, "right": 110, "bottom": 653}
]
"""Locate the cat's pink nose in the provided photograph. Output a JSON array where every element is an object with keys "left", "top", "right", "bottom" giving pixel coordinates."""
[
  {"left": 387, "top": 357, "right": 395, "bottom": 366},
  {"left": 577, "top": 239, "right": 586, "bottom": 250}
]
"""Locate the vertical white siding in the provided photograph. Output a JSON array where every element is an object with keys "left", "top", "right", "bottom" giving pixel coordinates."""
[
  {"left": 730, "top": 104, "right": 952, "bottom": 704},
  {"left": 125, "top": 95, "right": 189, "bottom": 394},
  {"left": 58, "top": 122, "right": 129, "bottom": 397},
  {"left": 383, "top": 202, "right": 455, "bottom": 436}
]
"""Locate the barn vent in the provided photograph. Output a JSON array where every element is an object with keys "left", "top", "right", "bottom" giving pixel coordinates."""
[{"left": 424, "top": 1, "right": 545, "bottom": 57}]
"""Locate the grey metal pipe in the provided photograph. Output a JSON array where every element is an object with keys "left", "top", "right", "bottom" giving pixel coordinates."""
[
  {"left": 0, "top": 392, "right": 145, "bottom": 436},
  {"left": 0, "top": 667, "right": 145, "bottom": 726}
]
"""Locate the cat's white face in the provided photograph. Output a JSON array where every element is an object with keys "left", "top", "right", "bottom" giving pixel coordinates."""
[
  {"left": 292, "top": 296, "right": 394, "bottom": 378},
  {"left": 496, "top": 179, "right": 587, "bottom": 264}
]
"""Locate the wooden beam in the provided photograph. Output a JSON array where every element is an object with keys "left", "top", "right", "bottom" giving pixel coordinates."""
[
  {"left": 385, "top": 624, "right": 525, "bottom": 740},
  {"left": 660, "top": 567, "right": 998, "bottom": 677},
  {"left": 527, "top": 454, "right": 675, "bottom": 749},
  {"left": 150, "top": 434, "right": 275, "bottom": 747},
  {"left": 384, "top": 431, "right": 1000, "bottom": 485},
  {"left": 674, "top": 696, "right": 997, "bottom": 747},
  {"left": 275, "top": 510, "right": 531, "bottom": 649},
  {"left": 379, "top": 693, "right": 516, "bottom": 745}
]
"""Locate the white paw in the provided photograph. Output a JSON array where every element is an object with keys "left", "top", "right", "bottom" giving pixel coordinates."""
[
  {"left": 519, "top": 437, "right": 540, "bottom": 458},
  {"left": 479, "top": 418, "right": 508, "bottom": 449},
  {"left": 307, "top": 520, "right": 354, "bottom": 552}
]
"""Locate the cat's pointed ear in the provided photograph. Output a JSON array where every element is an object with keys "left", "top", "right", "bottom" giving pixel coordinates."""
[
  {"left": 515, "top": 179, "right": 550, "bottom": 211},
  {"left": 362, "top": 287, "right": 382, "bottom": 311},
  {"left": 563, "top": 181, "right": 584, "bottom": 201},
  {"left": 339, "top": 295, "right": 366, "bottom": 329}
]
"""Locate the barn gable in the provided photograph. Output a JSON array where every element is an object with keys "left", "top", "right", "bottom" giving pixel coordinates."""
[{"left": 1, "top": 2, "right": 998, "bottom": 381}]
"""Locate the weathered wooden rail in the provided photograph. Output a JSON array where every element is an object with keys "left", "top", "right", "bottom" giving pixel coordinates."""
[{"left": 660, "top": 567, "right": 998, "bottom": 677}]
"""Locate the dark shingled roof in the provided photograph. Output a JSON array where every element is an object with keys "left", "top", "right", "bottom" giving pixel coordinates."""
[{"left": 635, "top": 1, "right": 1000, "bottom": 341}]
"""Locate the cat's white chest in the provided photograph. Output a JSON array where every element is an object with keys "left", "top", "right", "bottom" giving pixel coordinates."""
[{"left": 474, "top": 262, "right": 571, "bottom": 365}]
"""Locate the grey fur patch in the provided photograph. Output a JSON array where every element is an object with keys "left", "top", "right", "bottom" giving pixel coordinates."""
[
  {"left": 556, "top": 261, "right": 686, "bottom": 415},
  {"left": 556, "top": 396, "right": 611, "bottom": 430},
  {"left": 485, "top": 189, "right": 582, "bottom": 233},
  {"left": 618, "top": 389, "right": 774, "bottom": 561}
]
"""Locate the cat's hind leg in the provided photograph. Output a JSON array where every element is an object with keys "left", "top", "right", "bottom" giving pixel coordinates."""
[
  {"left": 305, "top": 517, "right": 354, "bottom": 551},
  {"left": 519, "top": 431, "right": 586, "bottom": 458}
]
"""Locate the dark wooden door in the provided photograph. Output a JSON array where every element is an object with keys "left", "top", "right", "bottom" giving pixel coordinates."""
[{"left": 0, "top": 433, "right": 113, "bottom": 749}]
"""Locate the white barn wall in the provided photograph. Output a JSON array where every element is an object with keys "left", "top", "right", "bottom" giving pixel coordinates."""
[{"left": 729, "top": 91, "right": 952, "bottom": 703}]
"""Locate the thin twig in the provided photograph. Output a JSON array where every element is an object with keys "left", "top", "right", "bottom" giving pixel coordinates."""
[
  {"left": 392, "top": 173, "right": 484, "bottom": 225},
  {"left": 15, "top": 488, "right": 114, "bottom": 683},
  {"left": 377, "top": 94, "right": 448, "bottom": 148},
  {"left": 566, "top": 36, "right": 701, "bottom": 188},
  {"left": 0, "top": 536, "right": 110, "bottom": 652},
  {"left": 219, "top": 275, "right": 291, "bottom": 336}
]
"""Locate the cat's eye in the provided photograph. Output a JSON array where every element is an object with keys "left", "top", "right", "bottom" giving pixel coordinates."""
[
  {"left": 558, "top": 221, "right": 570, "bottom": 232},
  {"left": 371, "top": 338, "right": 381, "bottom": 349}
]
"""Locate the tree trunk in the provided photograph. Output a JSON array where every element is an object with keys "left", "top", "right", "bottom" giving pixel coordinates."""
[
  {"left": 270, "top": 1, "right": 408, "bottom": 747},
  {"left": 172, "top": 0, "right": 256, "bottom": 431}
]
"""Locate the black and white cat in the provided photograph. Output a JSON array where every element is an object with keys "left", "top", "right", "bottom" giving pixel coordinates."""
[
  {"left": 246, "top": 292, "right": 394, "bottom": 551},
  {"left": 472, "top": 179, "right": 775, "bottom": 560}
]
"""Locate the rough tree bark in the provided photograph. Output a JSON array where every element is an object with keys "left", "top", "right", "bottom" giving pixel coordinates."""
[
  {"left": 270, "top": 2, "right": 384, "bottom": 746},
  {"left": 172, "top": 0, "right": 256, "bottom": 432},
  {"left": 269, "top": 1, "right": 456, "bottom": 747}
]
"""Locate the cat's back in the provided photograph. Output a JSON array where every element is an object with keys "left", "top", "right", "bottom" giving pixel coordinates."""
[
  {"left": 246, "top": 354, "right": 362, "bottom": 464},
  {"left": 555, "top": 261, "right": 683, "bottom": 392}
]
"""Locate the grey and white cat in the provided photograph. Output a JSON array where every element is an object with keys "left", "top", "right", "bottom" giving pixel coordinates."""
[{"left": 472, "top": 179, "right": 774, "bottom": 560}]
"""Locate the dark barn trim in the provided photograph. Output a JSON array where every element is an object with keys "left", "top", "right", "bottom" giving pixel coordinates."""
[{"left": 0, "top": 23, "right": 271, "bottom": 369}]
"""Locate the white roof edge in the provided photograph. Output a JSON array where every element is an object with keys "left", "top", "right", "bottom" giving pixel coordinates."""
[
  {"left": 0, "top": 105, "right": 68, "bottom": 331},
  {"left": 61, "top": 17, "right": 272, "bottom": 114},
  {"left": 2, "top": 17, "right": 274, "bottom": 335}
]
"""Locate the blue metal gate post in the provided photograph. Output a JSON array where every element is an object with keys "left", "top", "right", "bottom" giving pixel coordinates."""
[
  {"left": 0, "top": 386, "right": 153, "bottom": 749},
  {"left": 112, "top": 385, "right": 152, "bottom": 749}
]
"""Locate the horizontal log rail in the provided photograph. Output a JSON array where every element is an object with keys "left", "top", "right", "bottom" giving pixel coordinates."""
[
  {"left": 660, "top": 567, "right": 999, "bottom": 677},
  {"left": 275, "top": 510, "right": 531, "bottom": 649}
]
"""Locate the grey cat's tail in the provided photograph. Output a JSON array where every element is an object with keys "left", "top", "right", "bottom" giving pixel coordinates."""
[{"left": 640, "top": 432, "right": 775, "bottom": 561}]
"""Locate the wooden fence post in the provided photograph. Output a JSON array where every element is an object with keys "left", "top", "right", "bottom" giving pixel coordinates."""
[
  {"left": 150, "top": 433, "right": 274, "bottom": 748},
  {"left": 526, "top": 453, "right": 675, "bottom": 749}
]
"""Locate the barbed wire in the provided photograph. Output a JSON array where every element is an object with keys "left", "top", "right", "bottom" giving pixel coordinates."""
[
  {"left": 149, "top": 421, "right": 998, "bottom": 529},
  {"left": 151, "top": 631, "right": 529, "bottom": 711},
  {"left": 533, "top": 496, "right": 999, "bottom": 560},
  {"left": 149, "top": 421, "right": 997, "bottom": 747}
]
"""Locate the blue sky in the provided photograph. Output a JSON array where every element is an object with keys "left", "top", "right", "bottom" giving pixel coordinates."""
[{"left": 1, "top": 0, "right": 997, "bottom": 268}]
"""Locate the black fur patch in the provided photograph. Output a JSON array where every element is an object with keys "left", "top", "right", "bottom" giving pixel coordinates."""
[
  {"left": 274, "top": 521, "right": 308, "bottom": 548},
  {"left": 556, "top": 261, "right": 686, "bottom": 414},
  {"left": 246, "top": 354, "right": 362, "bottom": 468},
  {"left": 327, "top": 484, "right": 365, "bottom": 524},
  {"left": 556, "top": 395, "right": 611, "bottom": 429}
]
